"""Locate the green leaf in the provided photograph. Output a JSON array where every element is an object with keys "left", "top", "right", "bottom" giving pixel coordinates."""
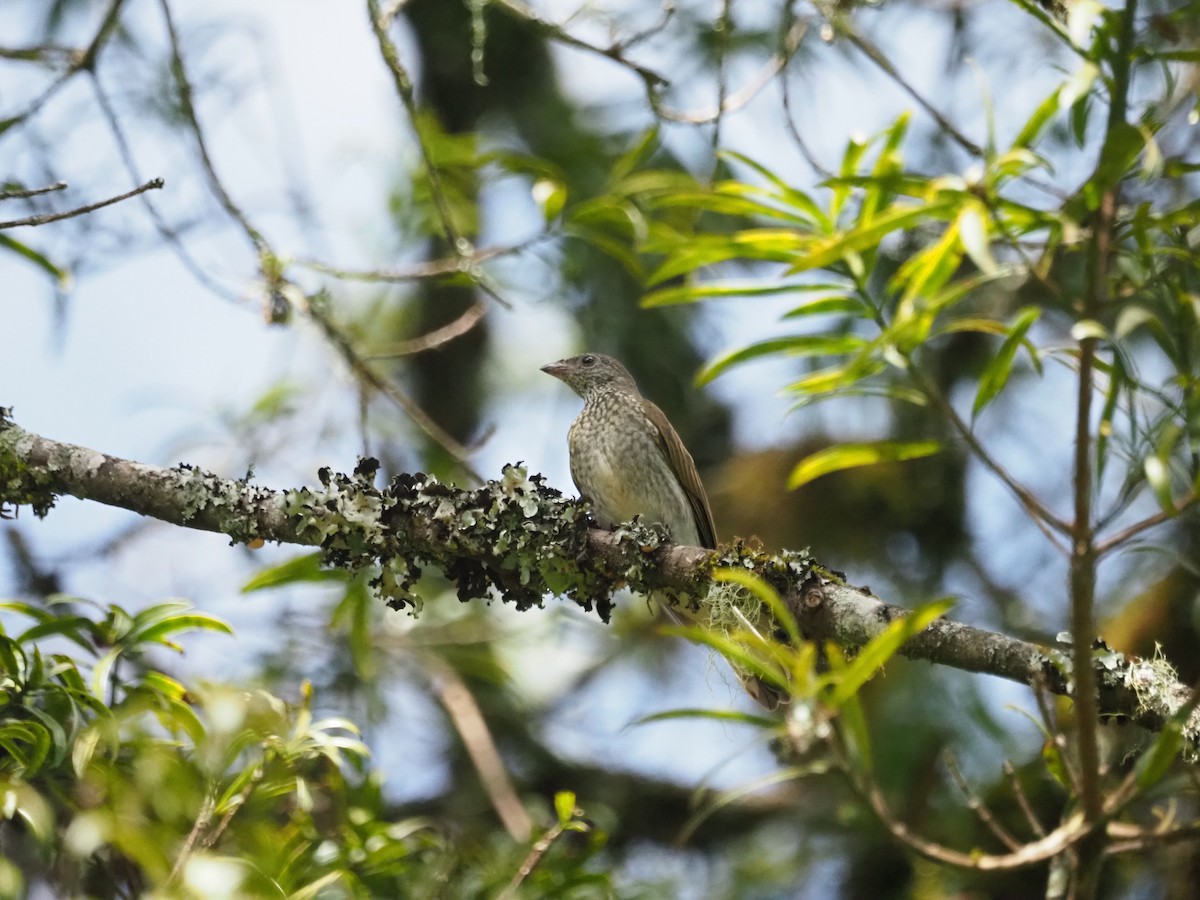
[
  {"left": 641, "top": 280, "right": 824, "bottom": 308},
  {"left": 0, "top": 234, "right": 70, "bottom": 286},
  {"left": 957, "top": 203, "right": 998, "bottom": 275},
  {"left": 698, "top": 334, "right": 868, "bottom": 384},
  {"left": 787, "top": 383, "right": 929, "bottom": 413},
  {"left": 650, "top": 187, "right": 813, "bottom": 225},
  {"left": 827, "top": 599, "right": 954, "bottom": 708},
  {"left": 788, "top": 441, "right": 943, "bottom": 489},
  {"left": 1013, "top": 86, "right": 1063, "bottom": 150},
  {"left": 1134, "top": 718, "right": 1184, "bottom": 789},
  {"left": 787, "top": 202, "right": 955, "bottom": 274},
  {"left": 554, "top": 791, "right": 577, "bottom": 825},
  {"left": 630, "top": 707, "right": 778, "bottom": 729},
  {"left": 972, "top": 306, "right": 1042, "bottom": 417},
  {"left": 784, "top": 358, "right": 886, "bottom": 396},
  {"left": 782, "top": 294, "right": 872, "bottom": 319},
  {"left": 1144, "top": 456, "right": 1175, "bottom": 515},
  {"left": 611, "top": 127, "right": 660, "bottom": 182},
  {"left": 242, "top": 552, "right": 344, "bottom": 592},
  {"left": 719, "top": 150, "right": 831, "bottom": 229},
  {"left": 647, "top": 230, "right": 809, "bottom": 285},
  {"left": 134, "top": 613, "right": 233, "bottom": 649}
]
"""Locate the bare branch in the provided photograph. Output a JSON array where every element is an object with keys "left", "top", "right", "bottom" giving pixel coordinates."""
[
  {"left": 425, "top": 656, "right": 533, "bottom": 842},
  {"left": 367, "top": 299, "right": 486, "bottom": 359},
  {"left": 0, "top": 181, "right": 67, "bottom": 201},
  {"left": 0, "top": 178, "right": 164, "bottom": 229},
  {"left": 490, "top": 0, "right": 668, "bottom": 91},
  {"left": 367, "top": 0, "right": 469, "bottom": 255},
  {"left": 303, "top": 296, "right": 485, "bottom": 481}
]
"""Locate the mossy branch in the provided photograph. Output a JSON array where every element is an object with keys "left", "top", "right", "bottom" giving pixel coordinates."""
[{"left": 1, "top": 413, "right": 1195, "bottom": 748}]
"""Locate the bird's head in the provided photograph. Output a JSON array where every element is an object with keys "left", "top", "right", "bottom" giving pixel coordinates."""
[{"left": 541, "top": 353, "right": 638, "bottom": 399}]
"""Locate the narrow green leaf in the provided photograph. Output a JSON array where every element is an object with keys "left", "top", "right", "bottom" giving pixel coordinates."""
[
  {"left": 698, "top": 335, "right": 868, "bottom": 384},
  {"left": 650, "top": 189, "right": 812, "bottom": 225},
  {"left": 957, "top": 204, "right": 998, "bottom": 275},
  {"left": 972, "top": 306, "right": 1042, "bottom": 417},
  {"left": 630, "top": 707, "right": 778, "bottom": 729},
  {"left": 645, "top": 229, "right": 810, "bottom": 283},
  {"left": 243, "top": 552, "right": 345, "bottom": 592},
  {"left": 135, "top": 613, "right": 233, "bottom": 648},
  {"left": 785, "top": 358, "right": 886, "bottom": 396},
  {"left": 0, "top": 234, "right": 70, "bottom": 287},
  {"left": 1013, "top": 87, "right": 1062, "bottom": 150},
  {"left": 720, "top": 150, "right": 831, "bottom": 229},
  {"left": 790, "top": 201, "right": 956, "bottom": 275},
  {"left": 783, "top": 294, "right": 871, "bottom": 319},
  {"left": 788, "top": 441, "right": 943, "bottom": 489},
  {"left": 1134, "top": 719, "right": 1184, "bottom": 789},
  {"left": 828, "top": 599, "right": 954, "bottom": 707},
  {"left": 642, "top": 281, "right": 822, "bottom": 308},
  {"left": 1144, "top": 456, "right": 1175, "bottom": 515},
  {"left": 611, "top": 127, "right": 660, "bottom": 182},
  {"left": 787, "top": 384, "right": 929, "bottom": 413}
]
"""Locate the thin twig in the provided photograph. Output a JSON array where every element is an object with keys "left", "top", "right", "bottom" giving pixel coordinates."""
[
  {"left": 88, "top": 72, "right": 238, "bottom": 301},
  {"left": 496, "top": 819, "right": 572, "bottom": 900},
  {"left": 158, "top": 0, "right": 269, "bottom": 256},
  {"left": 295, "top": 238, "right": 538, "bottom": 283},
  {"left": 167, "top": 792, "right": 216, "bottom": 886},
  {"left": 490, "top": 0, "right": 668, "bottom": 90},
  {"left": 367, "top": 299, "right": 486, "bottom": 359},
  {"left": 0, "top": 178, "right": 164, "bottom": 229},
  {"left": 944, "top": 750, "right": 1022, "bottom": 851},
  {"left": 1033, "top": 676, "right": 1081, "bottom": 793},
  {"left": 305, "top": 297, "right": 484, "bottom": 482},
  {"left": 0, "top": 181, "right": 67, "bottom": 201},
  {"left": 911, "top": 367, "right": 1073, "bottom": 541},
  {"left": 0, "top": 0, "right": 126, "bottom": 137},
  {"left": 1003, "top": 760, "right": 1047, "bottom": 838},
  {"left": 656, "top": 17, "right": 810, "bottom": 126},
  {"left": 842, "top": 28, "right": 983, "bottom": 157},
  {"left": 425, "top": 656, "right": 533, "bottom": 842},
  {"left": 1095, "top": 489, "right": 1199, "bottom": 557},
  {"left": 367, "top": 0, "right": 469, "bottom": 256},
  {"left": 779, "top": 5, "right": 833, "bottom": 180}
]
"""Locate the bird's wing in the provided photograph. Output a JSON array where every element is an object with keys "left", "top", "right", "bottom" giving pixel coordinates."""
[{"left": 642, "top": 399, "right": 718, "bottom": 549}]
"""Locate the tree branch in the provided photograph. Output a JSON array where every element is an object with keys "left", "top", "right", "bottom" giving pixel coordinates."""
[{"left": 2, "top": 415, "right": 1197, "bottom": 750}]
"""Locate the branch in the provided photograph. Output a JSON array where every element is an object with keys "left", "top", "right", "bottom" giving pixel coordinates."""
[
  {"left": 0, "top": 178, "right": 164, "bottom": 229},
  {"left": 3, "top": 416, "right": 1198, "bottom": 749}
]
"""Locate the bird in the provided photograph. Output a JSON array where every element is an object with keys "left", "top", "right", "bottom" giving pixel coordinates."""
[
  {"left": 540, "top": 353, "right": 716, "bottom": 549},
  {"left": 543, "top": 353, "right": 785, "bottom": 709}
]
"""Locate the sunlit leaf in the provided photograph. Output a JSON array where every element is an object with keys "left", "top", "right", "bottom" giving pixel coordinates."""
[
  {"left": 827, "top": 598, "right": 954, "bottom": 708},
  {"left": 642, "top": 280, "right": 823, "bottom": 308},
  {"left": 973, "top": 306, "right": 1041, "bottom": 417},
  {"left": 957, "top": 203, "right": 998, "bottom": 275},
  {"left": 242, "top": 553, "right": 344, "bottom": 592},
  {"left": 788, "top": 440, "right": 943, "bottom": 489},
  {"left": 698, "top": 335, "right": 868, "bottom": 384}
]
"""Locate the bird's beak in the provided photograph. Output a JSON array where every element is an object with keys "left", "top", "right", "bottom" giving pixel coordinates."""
[{"left": 541, "top": 361, "right": 569, "bottom": 380}]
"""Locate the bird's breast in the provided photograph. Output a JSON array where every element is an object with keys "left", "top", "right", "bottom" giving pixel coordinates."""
[{"left": 566, "top": 393, "right": 700, "bottom": 545}]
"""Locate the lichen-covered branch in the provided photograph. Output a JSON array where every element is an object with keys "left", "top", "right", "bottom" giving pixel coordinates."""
[{"left": 1, "top": 413, "right": 1196, "bottom": 748}]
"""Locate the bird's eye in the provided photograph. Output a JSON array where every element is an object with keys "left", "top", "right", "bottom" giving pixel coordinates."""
[{"left": 581, "top": 355, "right": 596, "bottom": 366}]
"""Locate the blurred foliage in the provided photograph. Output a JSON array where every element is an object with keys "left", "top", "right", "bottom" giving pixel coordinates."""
[{"left": 0, "top": 596, "right": 613, "bottom": 898}]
